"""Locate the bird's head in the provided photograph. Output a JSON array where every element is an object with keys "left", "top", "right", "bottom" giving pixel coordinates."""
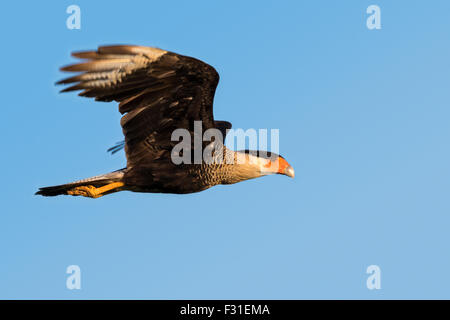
[{"left": 238, "top": 150, "right": 295, "bottom": 178}]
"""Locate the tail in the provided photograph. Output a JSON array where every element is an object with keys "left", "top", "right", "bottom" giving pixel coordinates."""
[{"left": 36, "top": 169, "right": 126, "bottom": 197}]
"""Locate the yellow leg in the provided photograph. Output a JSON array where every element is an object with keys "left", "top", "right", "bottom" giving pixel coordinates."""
[{"left": 67, "top": 182, "right": 125, "bottom": 198}]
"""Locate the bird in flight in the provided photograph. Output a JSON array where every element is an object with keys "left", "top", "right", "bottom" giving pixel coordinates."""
[{"left": 36, "top": 45, "right": 294, "bottom": 198}]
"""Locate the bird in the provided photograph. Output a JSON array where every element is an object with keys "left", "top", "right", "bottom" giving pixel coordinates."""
[{"left": 36, "top": 45, "right": 294, "bottom": 198}]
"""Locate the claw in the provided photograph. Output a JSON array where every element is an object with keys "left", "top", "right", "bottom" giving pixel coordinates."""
[
  {"left": 66, "top": 182, "right": 125, "bottom": 198},
  {"left": 67, "top": 185, "right": 102, "bottom": 198}
]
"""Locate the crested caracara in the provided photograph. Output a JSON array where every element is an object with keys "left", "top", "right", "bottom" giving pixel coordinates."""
[{"left": 36, "top": 45, "right": 294, "bottom": 198}]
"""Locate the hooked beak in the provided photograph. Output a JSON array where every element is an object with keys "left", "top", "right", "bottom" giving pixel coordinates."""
[{"left": 284, "top": 165, "right": 295, "bottom": 178}]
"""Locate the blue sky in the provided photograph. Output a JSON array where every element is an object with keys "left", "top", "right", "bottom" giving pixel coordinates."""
[{"left": 0, "top": 0, "right": 449, "bottom": 299}]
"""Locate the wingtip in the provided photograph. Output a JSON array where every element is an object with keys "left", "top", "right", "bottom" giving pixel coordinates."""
[
  {"left": 71, "top": 50, "right": 96, "bottom": 59},
  {"left": 59, "top": 87, "right": 73, "bottom": 93},
  {"left": 59, "top": 64, "right": 77, "bottom": 72}
]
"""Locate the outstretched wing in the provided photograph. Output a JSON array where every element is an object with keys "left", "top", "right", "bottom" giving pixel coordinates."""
[{"left": 58, "top": 45, "right": 221, "bottom": 167}]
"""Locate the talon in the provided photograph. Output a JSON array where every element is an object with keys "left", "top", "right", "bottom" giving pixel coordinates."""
[
  {"left": 66, "top": 182, "right": 124, "bottom": 198},
  {"left": 67, "top": 185, "right": 102, "bottom": 198}
]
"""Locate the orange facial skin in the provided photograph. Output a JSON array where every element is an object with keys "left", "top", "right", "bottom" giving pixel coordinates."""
[
  {"left": 263, "top": 156, "right": 291, "bottom": 174},
  {"left": 276, "top": 157, "right": 290, "bottom": 174}
]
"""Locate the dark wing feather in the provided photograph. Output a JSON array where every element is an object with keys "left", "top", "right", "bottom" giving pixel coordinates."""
[
  {"left": 214, "top": 120, "right": 232, "bottom": 143},
  {"left": 107, "top": 120, "right": 232, "bottom": 154},
  {"left": 58, "top": 45, "right": 222, "bottom": 167}
]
